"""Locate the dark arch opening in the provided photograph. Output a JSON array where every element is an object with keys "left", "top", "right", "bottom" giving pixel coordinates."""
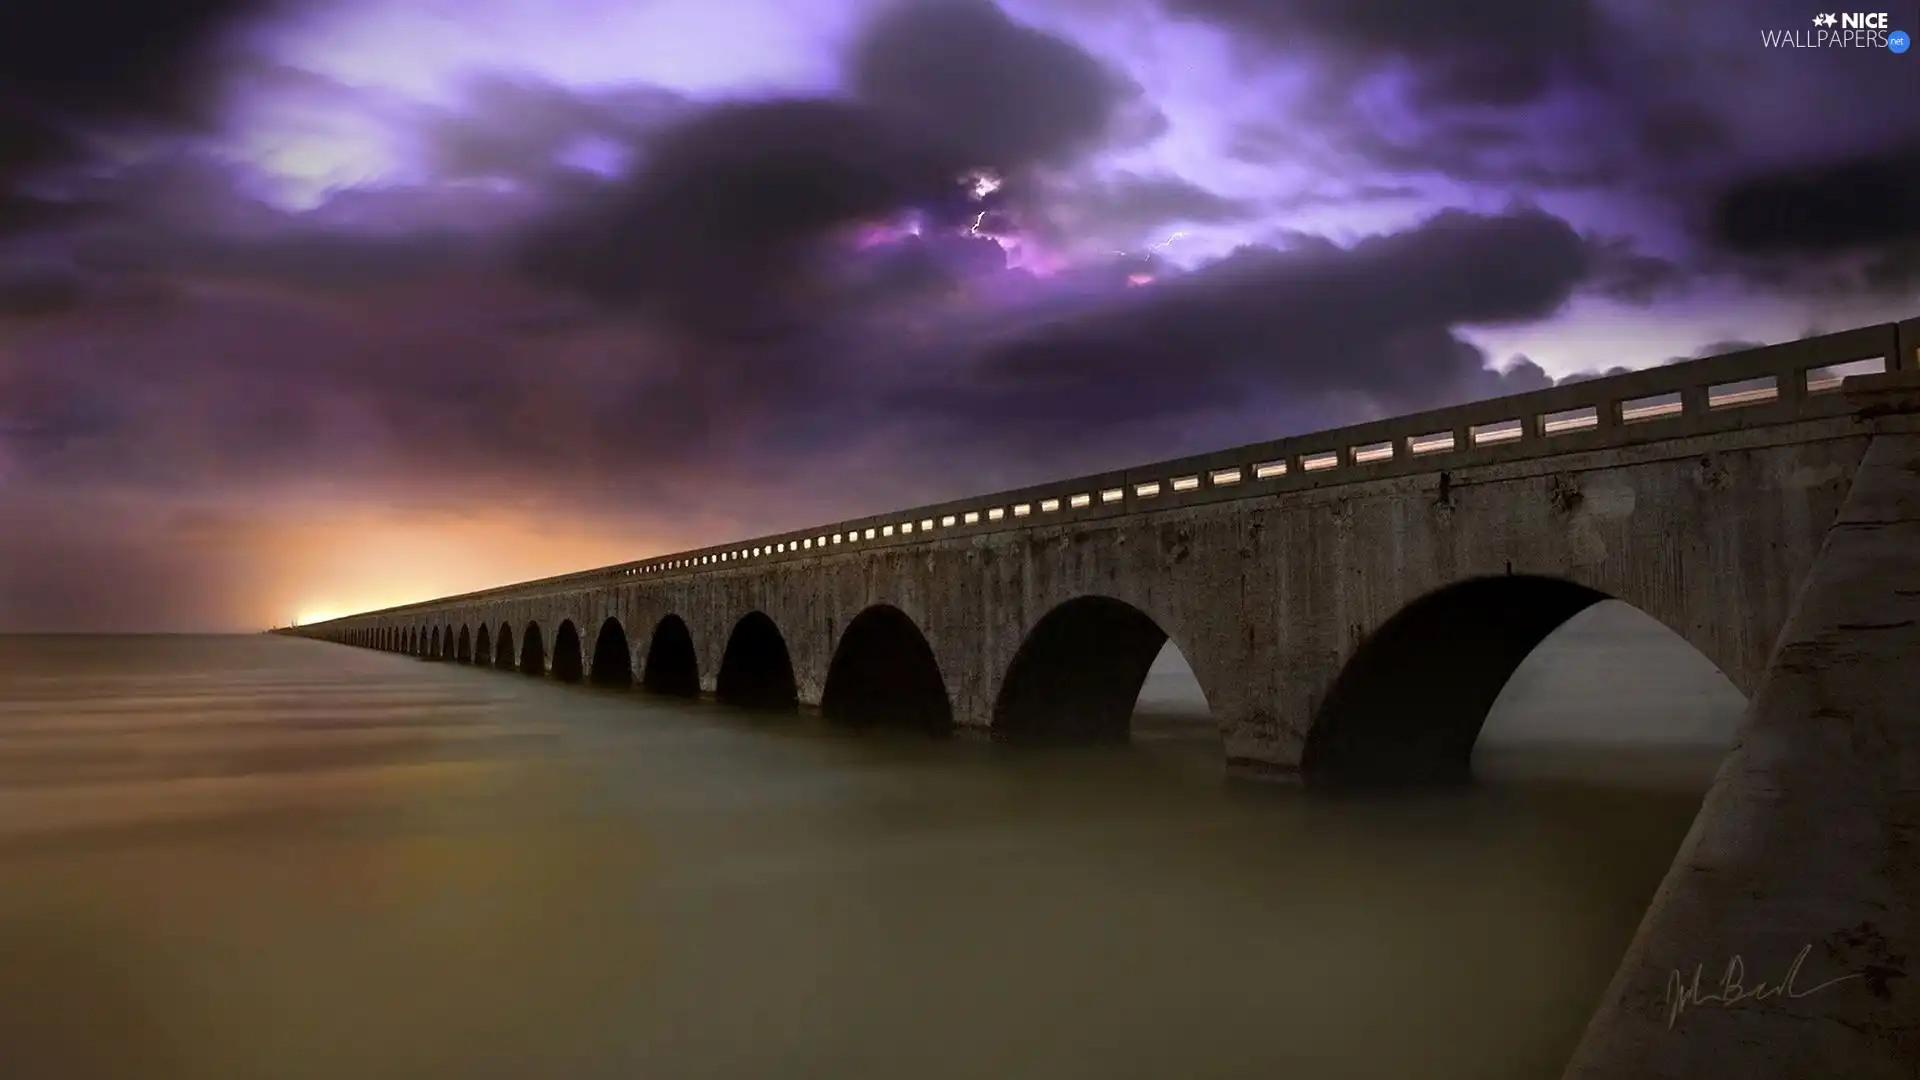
[
  {"left": 417, "top": 626, "right": 428, "bottom": 656},
  {"left": 822, "top": 605, "right": 953, "bottom": 735},
  {"left": 716, "top": 611, "right": 797, "bottom": 711},
  {"left": 642, "top": 615, "right": 700, "bottom": 696},
  {"left": 474, "top": 624, "right": 492, "bottom": 667},
  {"left": 641, "top": 611, "right": 702, "bottom": 691},
  {"left": 519, "top": 622, "right": 546, "bottom": 677},
  {"left": 590, "top": 618, "right": 633, "bottom": 688},
  {"left": 992, "top": 596, "right": 1169, "bottom": 745},
  {"left": 1300, "top": 575, "right": 1609, "bottom": 788},
  {"left": 552, "top": 620, "right": 583, "bottom": 683},
  {"left": 494, "top": 623, "right": 515, "bottom": 670},
  {"left": 456, "top": 625, "right": 472, "bottom": 664},
  {"left": 404, "top": 628, "right": 415, "bottom": 655},
  {"left": 430, "top": 626, "right": 443, "bottom": 659}
]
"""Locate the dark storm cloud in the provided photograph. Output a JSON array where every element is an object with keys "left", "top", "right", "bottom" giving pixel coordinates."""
[
  {"left": 512, "top": 98, "right": 965, "bottom": 336},
  {"left": 511, "top": 0, "right": 1157, "bottom": 334},
  {"left": 0, "top": 0, "right": 301, "bottom": 230},
  {"left": 1685, "top": 142, "right": 1920, "bottom": 294},
  {"left": 898, "top": 208, "right": 1616, "bottom": 461},
  {"left": 1165, "top": 0, "right": 1602, "bottom": 106},
  {"left": 1708, "top": 145, "right": 1920, "bottom": 257},
  {"left": 848, "top": 0, "right": 1160, "bottom": 165},
  {"left": 4, "top": 196, "right": 1645, "bottom": 522}
]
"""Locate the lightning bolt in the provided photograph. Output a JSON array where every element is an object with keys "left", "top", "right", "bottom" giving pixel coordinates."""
[{"left": 1114, "top": 231, "right": 1189, "bottom": 258}]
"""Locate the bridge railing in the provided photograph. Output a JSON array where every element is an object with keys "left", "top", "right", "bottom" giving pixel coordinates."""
[{"left": 323, "top": 316, "right": 1916, "bottom": 624}]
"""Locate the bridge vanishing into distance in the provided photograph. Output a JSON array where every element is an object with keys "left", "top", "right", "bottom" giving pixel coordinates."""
[{"left": 293, "top": 317, "right": 1920, "bottom": 1078}]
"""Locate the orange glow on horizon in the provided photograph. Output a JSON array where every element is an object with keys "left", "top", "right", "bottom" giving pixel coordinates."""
[{"left": 264, "top": 500, "right": 696, "bottom": 627}]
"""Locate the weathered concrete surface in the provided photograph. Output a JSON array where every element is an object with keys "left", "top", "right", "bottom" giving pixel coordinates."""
[{"left": 1562, "top": 429, "right": 1920, "bottom": 1073}]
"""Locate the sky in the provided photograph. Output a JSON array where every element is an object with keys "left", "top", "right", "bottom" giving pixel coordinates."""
[{"left": 0, "top": 0, "right": 1915, "bottom": 631}]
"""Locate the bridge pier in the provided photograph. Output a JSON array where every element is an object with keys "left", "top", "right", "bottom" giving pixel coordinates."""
[{"left": 1563, "top": 385, "right": 1920, "bottom": 1078}]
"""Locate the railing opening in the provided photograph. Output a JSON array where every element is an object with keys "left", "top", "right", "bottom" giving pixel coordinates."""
[
  {"left": 1254, "top": 460, "right": 1287, "bottom": 479},
  {"left": 1620, "top": 391, "right": 1683, "bottom": 423},
  {"left": 1471, "top": 419, "right": 1523, "bottom": 445},
  {"left": 1708, "top": 376, "right": 1777, "bottom": 409},
  {"left": 1408, "top": 431, "right": 1455, "bottom": 454},
  {"left": 1539, "top": 406, "right": 1598, "bottom": 435},
  {"left": 1805, "top": 356, "right": 1885, "bottom": 393},
  {"left": 1352, "top": 440, "right": 1394, "bottom": 463},
  {"left": 1302, "top": 451, "right": 1340, "bottom": 471}
]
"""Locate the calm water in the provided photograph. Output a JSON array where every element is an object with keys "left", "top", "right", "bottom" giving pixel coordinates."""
[{"left": 0, "top": 614, "right": 1738, "bottom": 1080}]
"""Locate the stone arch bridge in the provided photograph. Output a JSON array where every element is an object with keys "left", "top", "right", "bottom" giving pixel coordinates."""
[{"left": 294, "top": 318, "right": 1920, "bottom": 786}]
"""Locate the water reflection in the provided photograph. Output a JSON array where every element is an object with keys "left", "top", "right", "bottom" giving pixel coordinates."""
[{"left": 0, "top": 620, "right": 1733, "bottom": 1080}]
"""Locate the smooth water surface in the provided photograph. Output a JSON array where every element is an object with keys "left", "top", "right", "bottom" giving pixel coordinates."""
[{"left": 0, "top": 616, "right": 1737, "bottom": 1080}]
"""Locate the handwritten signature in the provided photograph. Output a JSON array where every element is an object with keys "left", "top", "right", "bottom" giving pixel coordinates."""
[{"left": 1665, "top": 944, "right": 1861, "bottom": 1029}]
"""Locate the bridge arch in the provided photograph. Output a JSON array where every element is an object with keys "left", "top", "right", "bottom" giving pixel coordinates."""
[
  {"left": 717, "top": 611, "right": 797, "bottom": 710},
  {"left": 455, "top": 625, "right": 472, "bottom": 663},
  {"left": 551, "top": 620, "right": 584, "bottom": 682},
  {"left": 992, "top": 595, "right": 1193, "bottom": 744},
  {"left": 519, "top": 621, "right": 546, "bottom": 676},
  {"left": 1298, "top": 575, "right": 1741, "bottom": 786},
  {"left": 822, "top": 605, "right": 952, "bottom": 735},
  {"left": 642, "top": 615, "right": 700, "bottom": 696},
  {"left": 590, "top": 618, "right": 633, "bottom": 688},
  {"left": 474, "top": 624, "right": 491, "bottom": 666},
  {"left": 494, "top": 623, "right": 516, "bottom": 670}
]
